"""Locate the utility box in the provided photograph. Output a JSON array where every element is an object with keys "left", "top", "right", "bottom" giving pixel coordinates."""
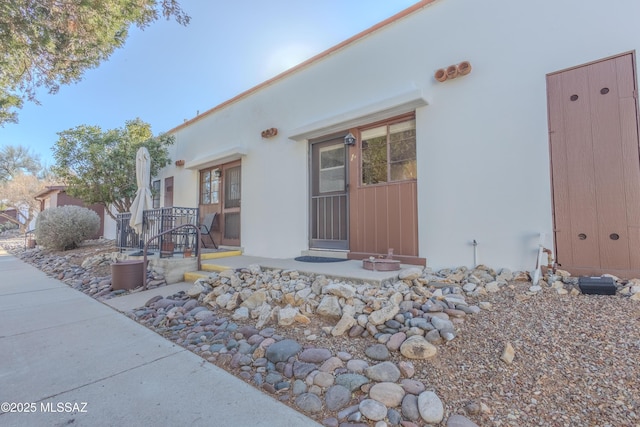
[{"left": 578, "top": 276, "right": 616, "bottom": 295}]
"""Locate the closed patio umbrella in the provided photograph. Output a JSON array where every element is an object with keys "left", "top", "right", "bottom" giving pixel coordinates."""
[{"left": 129, "top": 147, "right": 153, "bottom": 235}]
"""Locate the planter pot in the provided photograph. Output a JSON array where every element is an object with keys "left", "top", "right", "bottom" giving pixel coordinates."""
[
  {"left": 111, "top": 260, "right": 146, "bottom": 290},
  {"left": 362, "top": 258, "right": 400, "bottom": 271},
  {"left": 434, "top": 68, "right": 447, "bottom": 82},
  {"left": 184, "top": 248, "right": 193, "bottom": 258},
  {"left": 27, "top": 239, "right": 36, "bottom": 249},
  {"left": 446, "top": 65, "right": 458, "bottom": 79},
  {"left": 457, "top": 61, "right": 472, "bottom": 76}
]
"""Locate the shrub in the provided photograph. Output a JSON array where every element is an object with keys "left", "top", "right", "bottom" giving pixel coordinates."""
[
  {"left": 35, "top": 205, "right": 100, "bottom": 251},
  {"left": 0, "top": 222, "right": 18, "bottom": 233}
]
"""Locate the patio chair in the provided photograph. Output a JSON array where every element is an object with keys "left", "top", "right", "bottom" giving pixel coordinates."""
[{"left": 199, "top": 212, "right": 219, "bottom": 249}]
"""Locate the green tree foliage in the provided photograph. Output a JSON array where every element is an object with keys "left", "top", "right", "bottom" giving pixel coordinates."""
[
  {"left": 0, "top": 144, "right": 41, "bottom": 181},
  {"left": 0, "top": 0, "right": 190, "bottom": 125},
  {"left": 52, "top": 118, "right": 173, "bottom": 218}
]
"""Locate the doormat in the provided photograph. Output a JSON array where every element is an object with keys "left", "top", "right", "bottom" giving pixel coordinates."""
[{"left": 294, "top": 256, "right": 348, "bottom": 263}]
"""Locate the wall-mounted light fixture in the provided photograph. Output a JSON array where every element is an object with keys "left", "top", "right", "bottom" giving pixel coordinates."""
[
  {"left": 213, "top": 169, "right": 221, "bottom": 178},
  {"left": 344, "top": 132, "right": 356, "bottom": 146}
]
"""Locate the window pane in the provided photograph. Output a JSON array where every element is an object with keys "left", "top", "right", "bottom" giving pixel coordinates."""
[
  {"left": 389, "top": 120, "right": 415, "bottom": 135},
  {"left": 319, "top": 168, "right": 344, "bottom": 193},
  {"left": 361, "top": 125, "right": 387, "bottom": 140},
  {"left": 362, "top": 136, "right": 388, "bottom": 185},
  {"left": 320, "top": 146, "right": 345, "bottom": 169},
  {"left": 152, "top": 180, "right": 161, "bottom": 208},
  {"left": 211, "top": 178, "right": 219, "bottom": 204},
  {"left": 390, "top": 133, "right": 416, "bottom": 162},
  {"left": 390, "top": 160, "right": 417, "bottom": 181}
]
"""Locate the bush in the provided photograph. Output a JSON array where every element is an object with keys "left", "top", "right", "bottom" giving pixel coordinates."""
[
  {"left": 35, "top": 205, "right": 100, "bottom": 251},
  {"left": 0, "top": 222, "right": 18, "bottom": 233}
]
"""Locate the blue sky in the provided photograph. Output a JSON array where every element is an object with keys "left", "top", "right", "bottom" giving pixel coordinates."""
[{"left": 0, "top": 0, "right": 418, "bottom": 168}]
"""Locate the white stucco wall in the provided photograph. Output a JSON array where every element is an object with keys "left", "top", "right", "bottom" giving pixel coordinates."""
[
  {"left": 156, "top": 0, "right": 640, "bottom": 271},
  {"left": 103, "top": 207, "right": 118, "bottom": 240}
]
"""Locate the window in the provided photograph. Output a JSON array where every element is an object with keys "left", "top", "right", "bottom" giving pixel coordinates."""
[
  {"left": 152, "top": 180, "right": 161, "bottom": 208},
  {"left": 200, "top": 168, "right": 220, "bottom": 204},
  {"left": 361, "top": 117, "right": 416, "bottom": 185},
  {"left": 319, "top": 145, "right": 345, "bottom": 193}
]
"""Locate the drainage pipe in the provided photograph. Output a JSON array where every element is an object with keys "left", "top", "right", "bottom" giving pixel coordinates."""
[{"left": 472, "top": 239, "right": 478, "bottom": 267}]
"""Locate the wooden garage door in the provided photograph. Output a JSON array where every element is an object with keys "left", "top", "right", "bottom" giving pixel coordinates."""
[{"left": 547, "top": 53, "right": 640, "bottom": 276}]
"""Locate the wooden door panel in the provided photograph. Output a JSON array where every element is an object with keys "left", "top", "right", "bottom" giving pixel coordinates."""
[
  {"left": 561, "top": 67, "right": 601, "bottom": 267},
  {"left": 548, "top": 52, "right": 640, "bottom": 275},
  {"left": 590, "top": 59, "right": 630, "bottom": 269},
  {"left": 400, "top": 181, "right": 418, "bottom": 255},
  {"left": 164, "top": 177, "right": 174, "bottom": 208},
  {"left": 350, "top": 182, "right": 417, "bottom": 256},
  {"left": 374, "top": 186, "right": 389, "bottom": 254},
  {"left": 548, "top": 75, "right": 574, "bottom": 267}
]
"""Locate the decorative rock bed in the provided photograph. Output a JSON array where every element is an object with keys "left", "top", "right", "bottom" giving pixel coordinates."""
[{"left": 3, "top": 234, "right": 639, "bottom": 427}]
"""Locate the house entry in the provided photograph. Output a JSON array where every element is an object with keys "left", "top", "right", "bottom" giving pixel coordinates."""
[
  {"left": 199, "top": 160, "right": 241, "bottom": 247},
  {"left": 547, "top": 52, "right": 640, "bottom": 276},
  {"left": 310, "top": 137, "right": 348, "bottom": 250}
]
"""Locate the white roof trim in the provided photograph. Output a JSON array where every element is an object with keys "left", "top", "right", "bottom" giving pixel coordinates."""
[
  {"left": 288, "top": 89, "right": 428, "bottom": 141},
  {"left": 184, "top": 145, "right": 248, "bottom": 170}
]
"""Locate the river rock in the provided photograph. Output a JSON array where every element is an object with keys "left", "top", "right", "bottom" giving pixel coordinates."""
[
  {"left": 299, "top": 348, "right": 332, "bottom": 363},
  {"left": 365, "top": 344, "right": 390, "bottom": 361},
  {"left": 325, "top": 385, "right": 352, "bottom": 411},
  {"left": 369, "top": 382, "right": 405, "bottom": 407},
  {"left": 402, "top": 394, "right": 420, "bottom": 421},
  {"left": 447, "top": 414, "right": 480, "bottom": 427},
  {"left": 265, "top": 339, "right": 301, "bottom": 363},
  {"left": 418, "top": 391, "right": 444, "bottom": 423},
  {"left": 336, "top": 373, "right": 370, "bottom": 392},
  {"left": 295, "top": 393, "right": 323, "bottom": 414},
  {"left": 365, "top": 361, "right": 401, "bottom": 382},
  {"left": 359, "top": 399, "right": 387, "bottom": 421},
  {"left": 400, "top": 335, "right": 437, "bottom": 359}
]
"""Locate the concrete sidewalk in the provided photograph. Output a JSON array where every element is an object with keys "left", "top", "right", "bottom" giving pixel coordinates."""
[{"left": 0, "top": 250, "right": 321, "bottom": 427}]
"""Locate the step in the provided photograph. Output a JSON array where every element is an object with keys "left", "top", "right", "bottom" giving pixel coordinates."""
[
  {"left": 184, "top": 264, "right": 234, "bottom": 282},
  {"left": 301, "top": 249, "right": 349, "bottom": 259},
  {"left": 201, "top": 250, "right": 242, "bottom": 260}
]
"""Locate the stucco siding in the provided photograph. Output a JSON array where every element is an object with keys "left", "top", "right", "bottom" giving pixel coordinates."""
[{"left": 156, "top": 0, "right": 640, "bottom": 270}]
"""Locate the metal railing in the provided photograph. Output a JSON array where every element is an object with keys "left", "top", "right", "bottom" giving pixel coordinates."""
[
  {"left": 142, "top": 224, "right": 201, "bottom": 290},
  {"left": 116, "top": 207, "right": 199, "bottom": 254}
]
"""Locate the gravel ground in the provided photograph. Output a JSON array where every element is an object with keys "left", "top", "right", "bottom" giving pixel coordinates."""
[
  {"left": 420, "top": 282, "right": 640, "bottom": 426},
  {"left": 2, "top": 233, "right": 639, "bottom": 427}
]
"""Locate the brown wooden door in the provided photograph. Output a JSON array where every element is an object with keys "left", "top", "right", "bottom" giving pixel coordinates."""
[
  {"left": 348, "top": 116, "right": 421, "bottom": 263},
  {"left": 164, "top": 176, "right": 174, "bottom": 208},
  {"left": 547, "top": 53, "right": 640, "bottom": 276},
  {"left": 310, "top": 138, "right": 348, "bottom": 250},
  {"left": 221, "top": 162, "right": 241, "bottom": 246}
]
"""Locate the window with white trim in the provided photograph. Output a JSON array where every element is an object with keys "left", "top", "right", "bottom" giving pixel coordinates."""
[{"left": 361, "top": 117, "right": 416, "bottom": 185}]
